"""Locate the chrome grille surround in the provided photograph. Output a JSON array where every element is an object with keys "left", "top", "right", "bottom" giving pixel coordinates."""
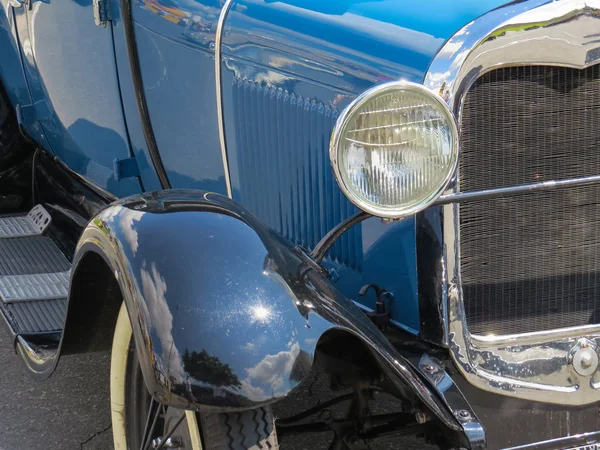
[{"left": 423, "top": 0, "right": 600, "bottom": 405}]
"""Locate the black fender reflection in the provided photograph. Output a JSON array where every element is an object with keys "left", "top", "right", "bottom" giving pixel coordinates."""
[{"left": 72, "top": 190, "right": 459, "bottom": 432}]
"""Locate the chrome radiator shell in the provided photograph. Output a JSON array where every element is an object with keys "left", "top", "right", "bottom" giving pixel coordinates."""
[{"left": 424, "top": 0, "right": 600, "bottom": 405}]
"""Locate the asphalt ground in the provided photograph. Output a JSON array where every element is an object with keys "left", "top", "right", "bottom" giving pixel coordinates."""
[
  {"left": 0, "top": 323, "right": 113, "bottom": 450},
  {"left": 0, "top": 321, "right": 431, "bottom": 450}
]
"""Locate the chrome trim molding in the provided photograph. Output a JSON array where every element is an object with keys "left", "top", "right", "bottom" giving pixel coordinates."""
[
  {"left": 416, "top": 354, "right": 486, "bottom": 448},
  {"left": 424, "top": 0, "right": 600, "bottom": 405},
  {"left": 425, "top": 0, "right": 600, "bottom": 120},
  {"left": 329, "top": 80, "right": 459, "bottom": 219},
  {"left": 215, "top": 0, "right": 234, "bottom": 199}
]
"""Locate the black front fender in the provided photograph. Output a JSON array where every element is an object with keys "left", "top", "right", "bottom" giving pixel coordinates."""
[{"left": 71, "top": 190, "right": 459, "bottom": 431}]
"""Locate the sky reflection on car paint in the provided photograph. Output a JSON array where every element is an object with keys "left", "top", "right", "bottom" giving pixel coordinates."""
[{"left": 97, "top": 201, "right": 323, "bottom": 403}]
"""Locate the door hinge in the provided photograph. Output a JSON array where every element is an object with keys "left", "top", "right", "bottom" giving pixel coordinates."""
[
  {"left": 93, "top": 0, "right": 111, "bottom": 28},
  {"left": 113, "top": 157, "right": 140, "bottom": 181},
  {"left": 16, "top": 100, "right": 50, "bottom": 126}
]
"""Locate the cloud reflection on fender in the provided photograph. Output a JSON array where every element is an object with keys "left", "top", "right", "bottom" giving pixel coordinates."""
[
  {"left": 139, "top": 261, "right": 187, "bottom": 380},
  {"left": 96, "top": 200, "right": 322, "bottom": 407},
  {"left": 244, "top": 342, "right": 301, "bottom": 398}
]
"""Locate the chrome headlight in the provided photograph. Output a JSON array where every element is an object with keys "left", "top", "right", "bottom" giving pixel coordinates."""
[{"left": 330, "top": 81, "right": 459, "bottom": 218}]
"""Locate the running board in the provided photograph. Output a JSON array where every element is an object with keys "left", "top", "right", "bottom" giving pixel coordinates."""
[
  {"left": 0, "top": 204, "right": 51, "bottom": 238},
  {"left": 0, "top": 205, "right": 71, "bottom": 336},
  {"left": 0, "top": 272, "right": 70, "bottom": 303}
]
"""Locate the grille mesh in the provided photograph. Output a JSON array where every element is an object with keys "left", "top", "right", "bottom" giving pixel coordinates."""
[
  {"left": 460, "top": 65, "right": 600, "bottom": 336},
  {"left": 461, "top": 65, "right": 600, "bottom": 192}
]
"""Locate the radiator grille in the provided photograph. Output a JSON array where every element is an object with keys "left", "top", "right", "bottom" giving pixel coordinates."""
[
  {"left": 460, "top": 65, "right": 600, "bottom": 336},
  {"left": 461, "top": 65, "right": 600, "bottom": 192}
]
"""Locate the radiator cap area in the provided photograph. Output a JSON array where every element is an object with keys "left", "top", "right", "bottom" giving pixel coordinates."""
[{"left": 570, "top": 339, "right": 599, "bottom": 377}]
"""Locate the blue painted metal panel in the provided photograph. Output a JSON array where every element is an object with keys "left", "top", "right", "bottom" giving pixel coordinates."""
[
  {"left": 12, "top": 0, "right": 140, "bottom": 197},
  {"left": 4, "top": 0, "right": 512, "bottom": 333},
  {"left": 222, "top": 0, "right": 511, "bottom": 94},
  {"left": 110, "top": 0, "right": 163, "bottom": 192},
  {"left": 131, "top": 0, "right": 219, "bottom": 52},
  {"left": 231, "top": 78, "right": 361, "bottom": 267},
  {"left": 220, "top": 0, "right": 511, "bottom": 334},
  {"left": 111, "top": 0, "right": 227, "bottom": 191},
  {"left": 124, "top": 2, "right": 227, "bottom": 194},
  {"left": 0, "top": 3, "right": 29, "bottom": 108},
  {"left": 221, "top": 62, "right": 420, "bottom": 332},
  {"left": 0, "top": 2, "right": 50, "bottom": 149},
  {"left": 112, "top": 0, "right": 511, "bottom": 334},
  {"left": 130, "top": 21, "right": 227, "bottom": 193}
]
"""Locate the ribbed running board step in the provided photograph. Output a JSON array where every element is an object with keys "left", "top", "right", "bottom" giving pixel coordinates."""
[
  {"left": 0, "top": 206, "right": 71, "bottom": 335},
  {"left": 0, "top": 205, "right": 51, "bottom": 238},
  {"left": 0, "top": 272, "right": 70, "bottom": 302}
]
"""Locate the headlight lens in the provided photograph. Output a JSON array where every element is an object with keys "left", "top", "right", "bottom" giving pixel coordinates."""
[{"left": 330, "top": 81, "right": 459, "bottom": 218}]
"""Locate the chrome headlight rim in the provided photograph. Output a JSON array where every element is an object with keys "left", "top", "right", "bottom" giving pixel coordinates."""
[{"left": 329, "top": 80, "right": 460, "bottom": 219}]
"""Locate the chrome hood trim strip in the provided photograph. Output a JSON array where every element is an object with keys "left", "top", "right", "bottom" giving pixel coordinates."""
[
  {"left": 215, "top": 0, "right": 234, "bottom": 198},
  {"left": 424, "top": 0, "right": 600, "bottom": 405}
]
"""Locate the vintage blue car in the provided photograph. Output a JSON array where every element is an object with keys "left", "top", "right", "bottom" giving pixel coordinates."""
[{"left": 1, "top": 0, "right": 600, "bottom": 448}]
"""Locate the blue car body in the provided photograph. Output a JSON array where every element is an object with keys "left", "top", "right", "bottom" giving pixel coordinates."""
[
  {"left": 0, "top": 0, "right": 507, "bottom": 335},
  {"left": 5, "top": 1, "right": 600, "bottom": 449}
]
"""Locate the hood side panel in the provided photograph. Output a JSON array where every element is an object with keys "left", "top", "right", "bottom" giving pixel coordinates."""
[
  {"left": 222, "top": 0, "right": 512, "bottom": 93},
  {"left": 221, "top": 59, "right": 422, "bottom": 332},
  {"left": 220, "top": 0, "right": 509, "bottom": 333}
]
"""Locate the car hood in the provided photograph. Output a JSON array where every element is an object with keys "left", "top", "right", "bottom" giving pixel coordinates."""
[{"left": 223, "top": 0, "right": 515, "bottom": 92}]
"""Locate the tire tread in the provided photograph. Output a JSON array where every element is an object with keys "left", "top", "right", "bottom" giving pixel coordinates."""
[{"left": 200, "top": 407, "right": 279, "bottom": 450}]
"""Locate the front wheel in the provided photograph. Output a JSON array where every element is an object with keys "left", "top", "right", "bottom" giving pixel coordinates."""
[{"left": 110, "top": 302, "right": 279, "bottom": 449}]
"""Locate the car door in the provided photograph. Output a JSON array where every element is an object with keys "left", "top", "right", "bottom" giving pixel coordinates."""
[{"left": 13, "top": 0, "right": 140, "bottom": 197}]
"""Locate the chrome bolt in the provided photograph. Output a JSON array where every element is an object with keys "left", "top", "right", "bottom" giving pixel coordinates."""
[
  {"left": 570, "top": 339, "right": 599, "bottom": 376},
  {"left": 415, "top": 411, "right": 428, "bottom": 424},
  {"left": 457, "top": 410, "right": 471, "bottom": 420},
  {"left": 580, "top": 351, "right": 594, "bottom": 369},
  {"left": 424, "top": 365, "right": 437, "bottom": 373},
  {"left": 165, "top": 437, "right": 182, "bottom": 448},
  {"left": 151, "top": 437, "right": 181, "bottom": 449}
]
